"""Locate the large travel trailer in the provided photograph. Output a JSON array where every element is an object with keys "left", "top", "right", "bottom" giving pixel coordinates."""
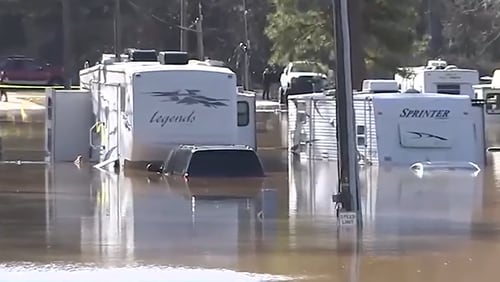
[
  {"left": 50, "top": 50, "right": 257, "bottom": 168},
  {"left": 287, "top": 80, "right": 488, "bottom": 166},
  {"left": 394, "top": 59, "right": 479, "bottom": 98}
]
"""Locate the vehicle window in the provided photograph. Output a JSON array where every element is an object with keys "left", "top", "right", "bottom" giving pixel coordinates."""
[
  {"left": 4, "top": 59, "right": 23, "bottom": 70},
  {"left": 21, "top": 60, "right": 41, "bottom": 71},
  {"left": 187, "top": 150, "right": 264, "bottom": 177},
  {"left": 310, "top": 76, "right": 327, "bottom": 91},
  {"left": 163, "top": 151, "right": 177, "bottom": 173},
  {"left": 165, "top": 149, "right": 192, "bottom": 175},
  {"left": 237, "top": 101, "right": 249, "bottom": 126},
  {"left": 437, "top": 84, "right": 461, "bottom": 95}
]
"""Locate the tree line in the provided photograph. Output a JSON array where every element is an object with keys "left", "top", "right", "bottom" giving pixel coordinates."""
[{"left": 0, "top": 0, "right": 498, "bottom": 88}]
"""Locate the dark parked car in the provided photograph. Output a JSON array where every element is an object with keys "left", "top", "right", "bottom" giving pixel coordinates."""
[
  {"left": 147, "top": 145, "right": 265, "bottom": 178},
  {"left": 0, "top": 55, "right": 65, "bottom": 86}
]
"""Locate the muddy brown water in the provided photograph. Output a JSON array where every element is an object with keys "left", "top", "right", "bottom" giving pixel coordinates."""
[{"left": 1, "top": 104, "right": 500, "bottom": 281}]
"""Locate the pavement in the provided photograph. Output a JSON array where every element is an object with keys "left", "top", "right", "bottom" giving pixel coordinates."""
[
  {"left": 256, "top": 99, "right": 282, "bottom": 113},
  {"left": 254, "top": 88, "right": 284, "bottom": 112},
  {"left": 0, "top": 92, "right": 46, "bottom": 123},
  {"left": 0, "top": 95, "right": 45, "bottom": 111}
]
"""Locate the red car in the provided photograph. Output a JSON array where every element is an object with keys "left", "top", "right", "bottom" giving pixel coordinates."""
[{"left": 0, "top": 56, "right": 65, "bottom": 86}]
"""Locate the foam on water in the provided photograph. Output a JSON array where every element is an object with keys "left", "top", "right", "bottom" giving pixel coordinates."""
[{"left": 0, "top": 263, "right": 301, "bottom": 282}]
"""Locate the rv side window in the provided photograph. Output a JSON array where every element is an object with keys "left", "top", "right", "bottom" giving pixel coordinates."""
[
  {"left": 119, "top": 86, "right": 126, "bottom": 112},
  {"left": 437, "top": 84, "right": 460, "bottom": 95},
  {"left": 46, "top": 128, "right": 52, "bottom": 153},
  {"left": 237, "top": 101, "right": 250, "bottom": 126},
  {"left": 47, "top": 97, "right": 52, "bottom": 120},
  {"left": 356, "top": 125, "right": 365, "bottom": 135},
  {"left": 357, "top": 136, "right": 366, "bottom": 146}
]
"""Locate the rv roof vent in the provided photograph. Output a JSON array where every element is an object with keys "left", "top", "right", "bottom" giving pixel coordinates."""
[
  {"left": 403, "top": 88, "right": 421, "bottom": 94},
  {"left": 101, "top": 54, "right": 116, "bottom": 64},
  {"left": 159, "top": 51, "right": 189, "bottom": 65},
  {"left": 125, "top": 48, "right": 158, "bottom": 62},
  {"left": 188, "top": 59, "right": 205, "bottom": 65},
  {"left": 205, "top": 59, "right": 227, "bottom": 68},
  {"left": 362, "top": 79, "right": 399, "bottom": 93},
  {"left": 445, "top": 65, "right": 458, "bottom": 70},
  {"left": 427, "top": 59, "right": 447, "bottom": 69}
]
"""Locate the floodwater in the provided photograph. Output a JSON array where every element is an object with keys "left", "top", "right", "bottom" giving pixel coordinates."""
[{"left": 2, "top": 95, "right": 500, "bottom": 281}]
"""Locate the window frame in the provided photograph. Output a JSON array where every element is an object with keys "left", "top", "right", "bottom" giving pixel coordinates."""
[{"left": 237, "top": 101, "right": 250, "bottom": 127}]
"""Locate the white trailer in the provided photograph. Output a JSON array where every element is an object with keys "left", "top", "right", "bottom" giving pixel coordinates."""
[
  {"left": 288, "top": 80, "right": 488, "bottom": 166},
  {"left": 46, "top": 50, "right": 256, "bottom": 168},
  {"left": 473, "top": 69, "right": 500, "bottom": 122},
  {"left": 394, "top": 59, "right": 479, "bottom": 98}
]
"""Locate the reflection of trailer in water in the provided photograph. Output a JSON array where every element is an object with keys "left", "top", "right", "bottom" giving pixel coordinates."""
[
  {"left": 288, "top": 158, "right": 484, "bottom": 238},
  {"left": 44, "top": 164, "right": 135, "bottom": 261},
  {"left": 44, "top": 164, "right": 278, "bottom": 264}
]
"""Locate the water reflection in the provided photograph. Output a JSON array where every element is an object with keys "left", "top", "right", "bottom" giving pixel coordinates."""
[
  {"left": 288, "top": 154, "right": 488, "bottom": 254},
  {"left": 43, "top": 164, "right": 283, "bottom": 266},
  {"left": 3, "top": 108, "right": 500, "bottom": 281}
]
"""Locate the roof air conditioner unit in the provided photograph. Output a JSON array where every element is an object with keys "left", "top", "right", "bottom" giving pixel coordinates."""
[
  {"left": 125, "top": 48, "right": 158, "bottom": 62},
  {"left": 158, "top": 51, "right": 189, "bottom": 65}
]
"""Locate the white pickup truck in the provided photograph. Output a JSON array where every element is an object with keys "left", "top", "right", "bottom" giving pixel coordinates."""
[{"left": 279, "top": 61, "right": 328, "bottom": 102}]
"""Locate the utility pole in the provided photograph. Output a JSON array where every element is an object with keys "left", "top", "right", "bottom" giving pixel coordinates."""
[
  {"left": 242, "top": 0, "right": 250, "bottom": 90},
  {"left": 62, "top": 0, "right": 72, "bottom": 89},
  {"left": 180, "top": 0, "right": 188, "bottom": 51},
  {"left": 114, "top": 0, "right": 122, "bottom": 62},
  {"left": 331, "top": 0, "right": 362, "bottom": 226},
  {"left": 196, "top": 2, "right": 204, "bottom": 60}
]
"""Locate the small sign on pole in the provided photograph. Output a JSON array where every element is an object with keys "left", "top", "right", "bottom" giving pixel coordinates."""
[{"left": 339, "top": 211, "right": 357, "bottom": 226}]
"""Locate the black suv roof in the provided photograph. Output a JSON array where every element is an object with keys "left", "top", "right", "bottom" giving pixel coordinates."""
[
  {"left": 178, "top": 144, "right": 254, "bottom": 152},
  {"left": 150, "top": 144, "right": 265, "bottom": 178}
]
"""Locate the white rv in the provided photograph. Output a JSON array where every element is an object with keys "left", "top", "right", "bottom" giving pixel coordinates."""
[
  {"left": 66, "top": 50, "right": 256, "bottom": 168},
  {"left": 394, "top": 59, "right": 479, "bottom": 98},
  {"left": 474, "top": 69, "right": 500, "bottom": 118},
  {"left": 288, "top": 80, "right": 487, "bottom": 166}
]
